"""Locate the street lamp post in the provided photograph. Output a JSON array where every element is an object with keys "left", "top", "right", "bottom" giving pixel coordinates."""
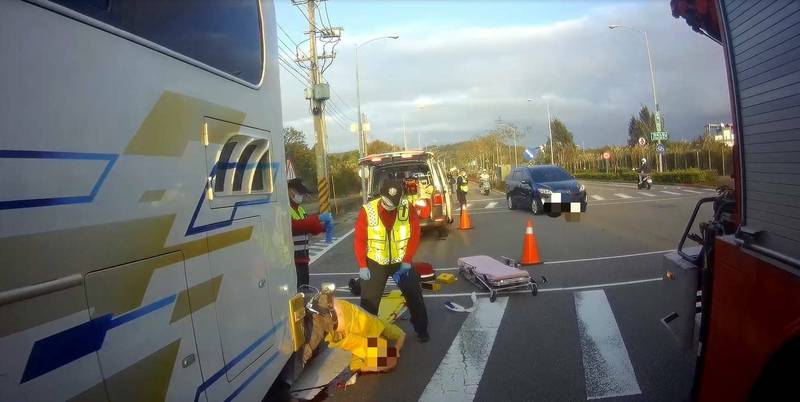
[
  {"left": 355, "top": 35, "right": 399, "bottom": 202},
  {"left": 527, "top": 98, "right": 554, "bottom": 165},
  {"left": 609, "top": 24, "right": 663, "bottom": 172}
]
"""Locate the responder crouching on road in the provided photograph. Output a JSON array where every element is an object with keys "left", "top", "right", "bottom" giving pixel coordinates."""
[
  {"left": 288, "top": 178, "right": 331, "bottom": 289},
  {"left": 353, "top": 179, "right": 430, "bottom": 342},
  {"left": 456, "top": 168, "right": 469, "bottom": 209}
]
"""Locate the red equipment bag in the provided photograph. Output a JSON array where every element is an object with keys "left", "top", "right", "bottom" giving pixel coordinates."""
[{"left": 413, "top": 262, "right": 435, "bottom": 281}]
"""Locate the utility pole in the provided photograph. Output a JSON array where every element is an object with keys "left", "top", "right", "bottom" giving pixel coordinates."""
[
  {"left": 296, "top": 0, "right": 339, "bottom": 212},
  {"left": 308, "top": 1, "right": 329, "bottom": 213}
]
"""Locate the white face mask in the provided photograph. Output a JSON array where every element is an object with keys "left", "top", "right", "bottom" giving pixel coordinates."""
[
  {"left": 291, "top": 193, "right": 304, "bottom": 204},
  {"left": 380, "top": 196, "right": 397, "bottom": 211}
]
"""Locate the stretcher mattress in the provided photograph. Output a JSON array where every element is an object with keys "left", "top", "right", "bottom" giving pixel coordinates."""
[{"left": 458, "top": 255, "right": 530, "bottom": 281}]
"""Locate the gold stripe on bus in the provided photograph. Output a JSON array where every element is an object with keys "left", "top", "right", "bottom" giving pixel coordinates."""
[
  {"left": 67, "top": 340, "right": 181, "bottom": 402},
  {"left": 170, "top": 275, "right": 223, "bottom": 323},
  {"left": 123, "top": 91, "right": 246, "bottom": 157},
  {"left": 0, "top": 215, "right": 253, "bottom": 335}
]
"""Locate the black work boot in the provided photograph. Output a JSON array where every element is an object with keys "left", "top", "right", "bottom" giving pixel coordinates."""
[{"left": 417, "top": 332, "right": 430, "bottom": 343}]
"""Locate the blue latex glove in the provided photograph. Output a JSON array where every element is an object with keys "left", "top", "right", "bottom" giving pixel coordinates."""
[
  {"left": 393, "top": 263, "right": 412, "bottom": 284},
  {"left": 359, "top": 267, "right": 370, "bottom": 281},
  {"left": 319, "top": 212, "right": 332, "bottom": 223}
]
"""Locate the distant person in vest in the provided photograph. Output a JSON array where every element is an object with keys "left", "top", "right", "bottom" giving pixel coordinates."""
[
  {"left": 288, "top": 178, "right": 331, "bottom": 289},
  {"left": 456, "top": 168, "right": 469, "bottom": 209},
  {"left": 353, "top": 179, "right": 430, "bottom": 342}
]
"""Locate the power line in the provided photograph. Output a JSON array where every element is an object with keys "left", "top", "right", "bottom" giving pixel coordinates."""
[
  {"left": 329, "top": 86, "right": 354, "bottom": 112},
  {"left": 278, "top": 57, "right": 310, "bottom": 86},
  {"left": 322, "top": 101, "right": 350, "bottom": 129},
  {"left": 278, "top": 46, "right": 311, "bottom": 79}
]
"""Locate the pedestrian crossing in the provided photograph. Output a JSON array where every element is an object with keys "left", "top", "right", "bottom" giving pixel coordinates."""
[
  {"left": 308, "top": 236, "right": 341, "bottom": 262},
  {"left": 462, "top": 187, "right": 716, "bottom": 210}
]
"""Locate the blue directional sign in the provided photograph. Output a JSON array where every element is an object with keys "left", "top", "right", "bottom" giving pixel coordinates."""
[
  {"left": 523, "top": 147, "right": 539, "bottom": 161},
  {"left": 656, "top": 143, "right": 666, "bottom": 154}
]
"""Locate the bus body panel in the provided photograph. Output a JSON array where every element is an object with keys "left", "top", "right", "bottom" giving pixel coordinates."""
[{"left": 0, "top": 1, "right": 295, "bottom": 401}]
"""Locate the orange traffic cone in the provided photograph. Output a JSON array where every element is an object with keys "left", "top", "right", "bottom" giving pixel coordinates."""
[
  {"left": 458, "top": 205, "right": 473, "bottom": 230},
  {"left": 520, "top": 220, "right": 541, "bottom": 265}
]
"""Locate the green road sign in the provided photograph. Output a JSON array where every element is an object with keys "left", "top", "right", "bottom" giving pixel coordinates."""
[{"left": 650, "top": 131, "right": 669, "bottom": 141}]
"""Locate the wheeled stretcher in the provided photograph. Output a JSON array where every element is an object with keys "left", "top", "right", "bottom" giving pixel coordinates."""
[{"left": 458, "top": 255, "right": 538, "bottom": 302}]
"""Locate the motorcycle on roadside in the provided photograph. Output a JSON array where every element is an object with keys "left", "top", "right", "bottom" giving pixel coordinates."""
[
  {"left": 633, "top": 168, "right": 653, "bottom": 190},
  {"left": 479, "top": 177, "right": 491, "bottom": 195}
]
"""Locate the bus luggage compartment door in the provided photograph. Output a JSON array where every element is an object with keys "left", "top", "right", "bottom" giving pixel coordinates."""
[{"left": 207, "top": 216, "right": 275, "bottom": 382}]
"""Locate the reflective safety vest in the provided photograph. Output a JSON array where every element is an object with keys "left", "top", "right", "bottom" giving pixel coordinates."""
[
  {"left": 290, "top": 206, "right": 310, "bottom": 254},
  {"left": 363, "top": 198, "right": 411, "bottom": 265},
  {"left": 458, "top": 177, "right": 469, "bottom": 193}
]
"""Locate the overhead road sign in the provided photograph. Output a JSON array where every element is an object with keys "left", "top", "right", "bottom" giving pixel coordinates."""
[{"left": 650, "top": 131, "right": 669, "bottom": 141}]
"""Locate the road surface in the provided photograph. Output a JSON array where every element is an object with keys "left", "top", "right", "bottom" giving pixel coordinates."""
[{"left": 306, "top": 181, "right": 714, "bottom": 402}]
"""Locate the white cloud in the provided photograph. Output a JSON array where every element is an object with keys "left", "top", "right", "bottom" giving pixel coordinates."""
[{"left": 278, "top": 2, "right": 731, "bottom": 152}]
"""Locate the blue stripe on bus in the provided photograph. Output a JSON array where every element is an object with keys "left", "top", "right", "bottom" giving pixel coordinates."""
[
  {"left": 193, "top": 319, "right": 286, "bottom": 402},
  {"left": 223, "top": 351, "right": 281, "bottom": 402},
  {"left": 0, "top": 150, "right": 117, "bottom": 210},
  {"left": 185, "top": 162, "right": 281, "bottom": 236},
  {"left": 20, "top": 293, "right": 176, "bottom": 384}
]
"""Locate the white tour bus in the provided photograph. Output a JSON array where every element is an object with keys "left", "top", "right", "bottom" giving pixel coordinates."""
[{"left": 0, "top": 1, "right": 304, "bottom": 401}]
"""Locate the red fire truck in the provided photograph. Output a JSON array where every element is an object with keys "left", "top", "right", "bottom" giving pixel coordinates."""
[{"left": 665, "top": 1, "right": 800, "bottom": 400}]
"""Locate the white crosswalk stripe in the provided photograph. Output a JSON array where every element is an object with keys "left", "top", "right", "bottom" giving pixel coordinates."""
[
  {"left": 682, "top": 189, "right": 702, "bottom": 194},
  {"left": 485, "top": 201, "right": 498, "bottom": 209},
  {"left": 614, "top": 193, "right": 633, "bottom": 199},
  {"left": 591, "top": 195, "right": 605, "bottom": 201},
  {"left": 637, "top": 192, "right": 655, "bottom": 197},
  {"left": 661, "top": 191, "right": 681, "bottom": 195}
]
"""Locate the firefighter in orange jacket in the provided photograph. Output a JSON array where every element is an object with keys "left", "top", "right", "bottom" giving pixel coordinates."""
[
  {"left": 353, "top": 179, "right": 429, "bottom": 342},
  {"left": 289, "top": 178, "right": 328, "bottom": 289}
]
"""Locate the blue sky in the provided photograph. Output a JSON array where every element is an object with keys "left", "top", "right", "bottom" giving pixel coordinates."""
[{"left": 275, "top": 1, "right": 731, "bottom": 152}]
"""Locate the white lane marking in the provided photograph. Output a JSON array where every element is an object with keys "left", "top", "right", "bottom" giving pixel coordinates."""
[
  {"left": 661, "top": 191, "right": 681, "bottom": 195},
  {"left": 591, "top": 195, "right": 605, "bottom": 201},
  {"left": 575, "top": 290, "right": 641, "bottom": 399},
  {"left": 637, "top": 191, "right": 655, "bottom": 197},
  {"left": 614, "top": 193, "right": 633, "bottom": 199},
  {"left": 485, "top": 201, "right": 498, "bottom": 209},
  {"left": 682, "top": 189, "right": 702, "bottom": 194},
  {"left": 418, "top": 297, "right": 508, "bottom": 402},
  {"left": 332, "top": 277, "right": 664, "bottom": 300},
  {"left": 585, "top": 182, "right": 638, "bottom": 189},
  {"left": 311, "top": 250, "right": 675, "bottom": 276},
  {"left": 308, "top": 228, "right": 355, "bottom": 265},
  {"left": 544, "top": 249, "right": 674, "bottom": 265}
]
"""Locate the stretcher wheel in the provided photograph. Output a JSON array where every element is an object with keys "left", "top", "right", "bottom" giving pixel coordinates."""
[
  {"left": 489, "top": 291, "right": 497, "bottom": 303},
  {"left": 531, "top": 282, "right": 538, "bottom": 296}
]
